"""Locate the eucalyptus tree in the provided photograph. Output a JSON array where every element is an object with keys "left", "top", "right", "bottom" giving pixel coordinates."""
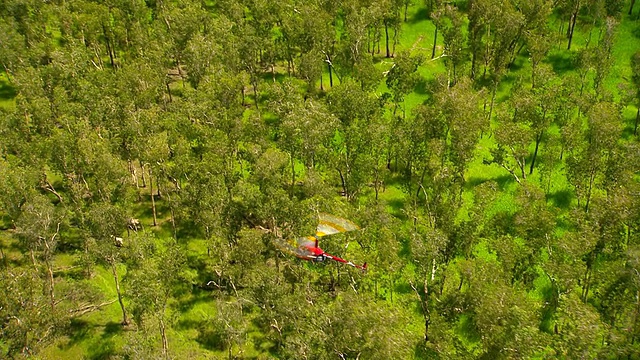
[
  {"left": 183, "top": 23, "right": 228, "bottom": 89},
  {"left": 126, "top": 233, "right": 193, "bottom": 359},
  {"left": 0, "top": 0, "right": 52, "bottom": 52},
  {"left": 326, "top": 80, "right": 382, "bottom": 200},
  {"left": 592, "top": 17, "right": 617, "bottom": 92},
  {"left": 409, "top": 223, "right": 448, "bottom": 342},
  {"left": 565, "top": 101, "right": 622, "bottom": 212},
  {"left": 385, "top": 50, "right": 424, "bottom": 118},
  {"left": 269, "top": 80, "right": 339, "bottom": 187},
  {"left": 0, "top": 17, "right": 27, "bottom": 82},
  {"left": 86, "top": 202, "right": 129, "bottom": 325},
  {"left": 462, "top": 258, "right": 544, "bottom": 357},
  {"left": 555, "top": 0, "right": 583, "bottom": 50},
  {"left": 0, "top": 266, "right": 59, "bottom": 357},
  {"left": 438, "top": 4, "right": 466, "bottom": 85},
  {"left": 294, "top": 1, "right": 338, "bottom": 89},
  {"left": 511, "top": 183, "right": 556, "bottom": 286},
  {"left": 319, "top": 292, "right": 413, "bottom": 359},
  {"left": 553, "top": 291, "right": 603, "bottom": 356},
  {"left": 14, "top": 194, "right": 62, "bottom": 311},
  {"left": 426, "top": 76, "right": 486, "bottom": 183},
  {"left": 154, "top": 0, "right": 210, "bottom": 85},
  {"left": 491, "top": 77, "right": 552, "bottom": 182},
  {"left": 491, "top": 108, "right": 532, "bottom": 184},
  {"left": 0, "top": 158, "right": 38, "bottom": 228},
  {"left": 355, "top": 202, "right": 401, "bottom": 297},
  {"left": 467, "top": 0, "right": 525, "bottom": 80}
]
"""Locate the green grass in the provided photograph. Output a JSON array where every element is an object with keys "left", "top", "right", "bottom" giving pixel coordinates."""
[{"left": 0, "top": 72, "right": 16, "bottom": 109}]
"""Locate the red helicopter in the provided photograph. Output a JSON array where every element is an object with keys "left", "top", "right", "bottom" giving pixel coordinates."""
[{"left": 275, "top": 213, "right": 367, "bottom": 270}]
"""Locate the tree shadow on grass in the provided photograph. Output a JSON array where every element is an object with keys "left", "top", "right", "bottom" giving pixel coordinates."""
[
  {"left": 546, "top": 189, "right": 573, "bottom": 209},
  {"left": 174, "top": 288, "right": 215, "bottom": 314},
  {"left": 260, "top": 71, "right": 288, "bottom": 84},
  {"left": 101, "top": 321, "right": 125, "bottom": 338},
  {"left": 414, "top": 77, "right": 429, "bottom": 95},
  {"left": 543, "top": 51, "right": 577, "bottom": 74},
  {"left": 466, "top": 174, "right": 515, "bottom": 191},
  {"left": 386, "top": 198, "right": 406, "bottom": 219},
  {"left": 0, "top": 79, "right": 16, "bottom": 102},
  {"left": 456, "top": 314, "right": 481, "bottom": 345},
  {"left": 85, "top": 321, "right": 125, "bottom": 360},
  {"left": 0, "top": 214, "right": 12, "bottom": 230},
  {"left": 410, "top": 7, "right": 430, "bottom": 24},
  {"left": 621, "top": 120, "right": 639, "bottom": 140},
  {"left": 394, "top": 280, "right": 412, "bottom": 296},
  {"left": 186, "top": 319, "right": 227, "bottom": 352},
  {"left": 414, "top": 341, "right": 438, "bottom": 359},
  {"left": 62, "top": 319, "right": 125, "bottom": 350},
  {"left": 175, "top": 220, "right": 204, "bottom": 241},
  {"left": 63, "top": 318, "right": 92, "bottom": 348},
  {"left": 85, "top": 339, "right": 117, "bottom": 360}
]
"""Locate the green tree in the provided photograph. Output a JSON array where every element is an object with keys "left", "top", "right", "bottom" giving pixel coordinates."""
[
  {"left": 0, "top": 267, "right": 59, "bottom": 357},
  {"left": 566, "top": 101, "right": 622, "bottom": 212},
  {"left": 327, "top": 80, "right": 382, "bottom": 200},
  {"left": 14, "top": 194, "right": 62, "bottom": 311},
  {"left": 126, "top": 234, "right": 193, "bottom": 358},
  {"left": 86, "top": 202, "right": 129, "bottom": 325},
  {"left": 385, "top": 50, "right": 424, "bottom": 118}
]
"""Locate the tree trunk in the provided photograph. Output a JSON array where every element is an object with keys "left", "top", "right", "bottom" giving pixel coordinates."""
[
  {"left": 150, "top": 168, "right": 157, "bottom": 227},
  {"left": 328, "top": 59, "right": 333, "bottom": 87},
  {"left": 338, "top": 169, "right": 347, "bottom": 198},
  {"left": 252, "top": 79, "right": 259, "bottom": 110},
  {"left": 3, "top": 63, "right": 12, "bottom": 84},
  {"left": 629, "top": 0, "right": 636, "bottom": 15},
  {"left": 585, "top": 170, "right": 596, "bottom": 213},
  {"left": 385, "top": 21, "right": 390, "bottom": 58},
  {"left": 46, "top": 258, "right": 55, "bottom": 311},
  {"left": 111, "top": 260, "right": 129, "bottom": 325},
  {"left": 634, "top": 107, "right": 639, "bottom": 136},
  {"left": 432, "top": 25, "right": 438, "bottom": 59},
  {"left": 404, "top": 3, "right": 409, "bottom": 22},
  {"left": 488, "top": 82, "right": 498, "bottom": 121},
  {"left": 106, "top": 37, "right": 115, "bottom": 69},
  {"left": 168, "top": 194, "right": 177, "bottom": 240},
  {"left": 471, "top": 49, "right": 477, "bottom": 80},
  {"left": 166, "top": 82, "right": 172, "bottom": 102},
  {"left": 291, "top": 153, "right": 296, "bottom": 190},
  {"left": 43, "top": 228, "right": 58, "bottom": 311},
  {"left": 392, "top": 24, "right": 398, "bottom": 57},
  {"left": 374, "top": 170, "right": 380, "bottom": 200},
  {"left": 567, "top": 9, "right": 578, "bottom": 50},
  {"left": 29, "top": 248, "right": 38, "bottom": 271},
  {"left": 582, "top": 267, "right": 592, "bottom": 303},
  {"left": 160, "top": 312, "right": 169, "bottom": 359},
  {"left": 411, "top": 279, "right": 431, "bottom": 342},
  {"left": 140, "top": 161, "right": 146, "bottom": 187},
  {"left": 529, "top": 131, "right": 543, "bottom": 175},
  {"left": 0, "top": 246, "right": 7, "bottom": 270}
]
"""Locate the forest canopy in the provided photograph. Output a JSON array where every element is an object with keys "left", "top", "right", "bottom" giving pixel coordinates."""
[{"left": 1, "top": 0, "right": 640, "bottom": 358}]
